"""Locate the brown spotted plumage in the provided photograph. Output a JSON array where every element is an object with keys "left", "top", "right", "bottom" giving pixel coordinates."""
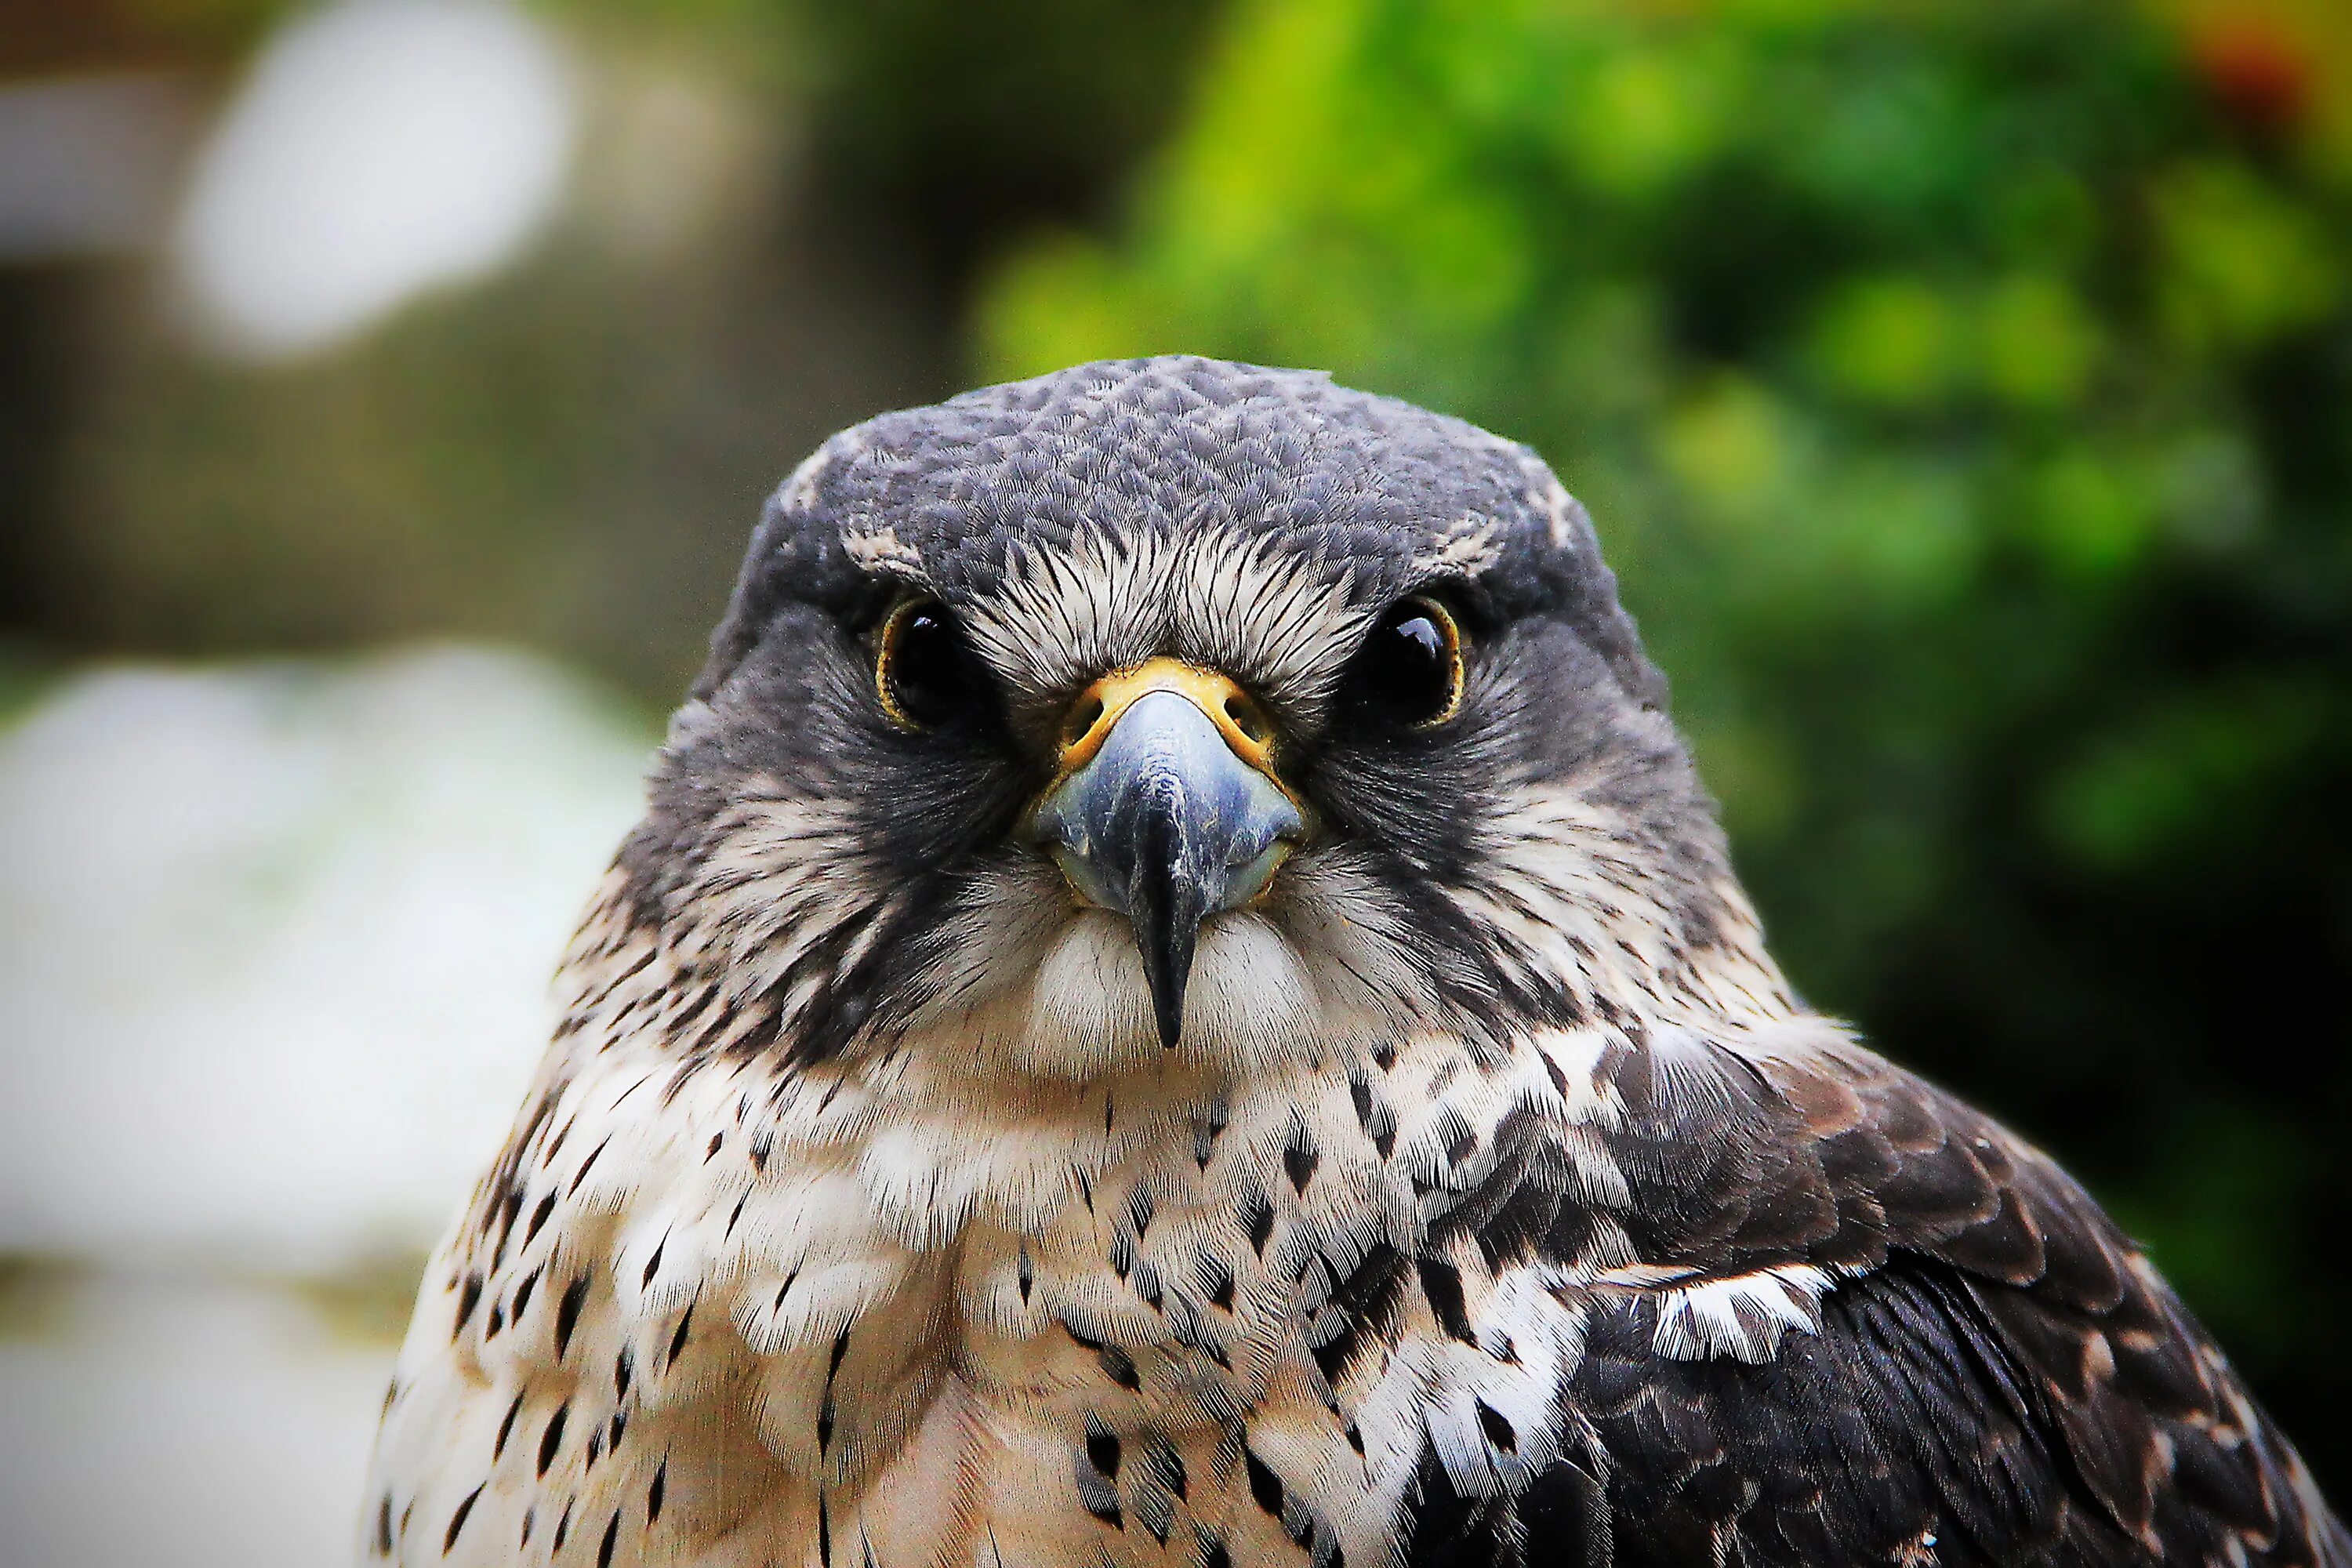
[{"left": 362, "top": 358, "right": 2346, "bottom": 1567}]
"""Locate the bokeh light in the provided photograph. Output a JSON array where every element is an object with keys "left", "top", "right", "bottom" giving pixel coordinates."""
[{"left": 172, "top": 0, "right": 576, "bottom": 359}]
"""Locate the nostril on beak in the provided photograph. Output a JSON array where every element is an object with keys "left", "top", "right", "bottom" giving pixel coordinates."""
[
  {"left": 1029, "top": 683, "right": 1303, "bottom": 1048},
  {"left": 1062, "top": 694, "right": 1105, "bottom": 750}
]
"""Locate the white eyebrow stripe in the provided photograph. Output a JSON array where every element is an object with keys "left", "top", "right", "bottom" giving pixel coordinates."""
[{"left": 963, "top": 526, "right": 1370, "bottom": 720}]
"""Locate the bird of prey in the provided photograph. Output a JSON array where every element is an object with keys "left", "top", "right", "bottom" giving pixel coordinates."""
[{"left": 364, "top": 357, "right": 2347, "bottom": 1568}]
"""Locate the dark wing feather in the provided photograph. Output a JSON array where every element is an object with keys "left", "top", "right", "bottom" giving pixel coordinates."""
[
  {"left": 1572, "top": 1254, "right": 2121, "bottom": 1566},
  {"left": 1403, "top": 1030, "right": 2350, "bottom": 1567}
]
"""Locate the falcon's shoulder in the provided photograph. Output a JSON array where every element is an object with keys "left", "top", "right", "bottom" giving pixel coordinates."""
[{"left": 1405, "top": 1022, "right": 2350, "bottom": 1568}]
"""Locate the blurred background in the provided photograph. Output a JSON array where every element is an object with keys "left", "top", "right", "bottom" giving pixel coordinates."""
[{"left": 1, "top": 0, "right": 2347, "bottom": 1560}]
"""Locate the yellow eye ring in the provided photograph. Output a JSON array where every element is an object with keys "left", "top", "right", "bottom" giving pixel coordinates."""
[
  {"left": 1344, "top": 594, "right": 1465, "bottom": 730},
  {"left": 1410, "top": 596, "right": 1467, "bottom": 728}
]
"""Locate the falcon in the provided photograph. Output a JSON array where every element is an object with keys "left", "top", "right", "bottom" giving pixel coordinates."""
[{"left": 364, "top": 357, "right": 2347, "bottom": 1567}]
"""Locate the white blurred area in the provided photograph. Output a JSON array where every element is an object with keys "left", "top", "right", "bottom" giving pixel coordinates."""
[
  {"left": 0, "top": 648, "right": 653, "bottom": 1566},
  {"left": 172, "top": 0, "right": 578, "bottom": 359},
  {"left": 0, "top": 1276, "right": 416, "bottom": 1568},
  {"left": 0, "top": 647, "right": 650, "bottom": 1264}
]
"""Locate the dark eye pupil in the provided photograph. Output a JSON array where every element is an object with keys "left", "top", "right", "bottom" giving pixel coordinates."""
[
  {"left": 1347, "top": 599, "right": 1461, "bottom": 727},
  {"left": 887, "top": 604, "right": 977, "bottom": 728}
]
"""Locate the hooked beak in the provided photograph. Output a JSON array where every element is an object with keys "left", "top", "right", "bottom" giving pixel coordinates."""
[{"left": 1027, "top": 660, "right": 1304, "bottom": 1049}]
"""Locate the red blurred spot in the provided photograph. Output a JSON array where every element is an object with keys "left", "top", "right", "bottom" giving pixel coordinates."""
[{"left": 2190, "top": 16, "right": 2314, "bottom": 137}]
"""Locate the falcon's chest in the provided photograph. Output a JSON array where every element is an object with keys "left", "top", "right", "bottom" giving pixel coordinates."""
[
  {"left": 715, "top": 1055, "right": 1427, "bottom": 1568},
  {"left": 376, "top": 1023, "right": 1606, "bottom": 1568}
]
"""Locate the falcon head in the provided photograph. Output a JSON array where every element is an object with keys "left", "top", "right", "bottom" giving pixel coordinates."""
[{"left": 618, "top": 357, "right": 1777, "bottom": 1080}]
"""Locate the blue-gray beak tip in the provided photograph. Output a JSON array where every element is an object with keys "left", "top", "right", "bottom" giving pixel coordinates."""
[{"left": 1031, "top": 688, "right": 1301, "bottom": 1047}]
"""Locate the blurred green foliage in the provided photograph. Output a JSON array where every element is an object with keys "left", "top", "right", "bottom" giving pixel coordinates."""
[{"left": 981, "top": 0, "right": 2352, "bottom": 1482}]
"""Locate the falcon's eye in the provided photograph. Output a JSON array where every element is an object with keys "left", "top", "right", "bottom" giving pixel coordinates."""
[
  {"left": 1341, "top": 596, "right": 1465, "bottom": 729},
  {"left": 876, "top": 598, "right": 985, "bottom": 730}
]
